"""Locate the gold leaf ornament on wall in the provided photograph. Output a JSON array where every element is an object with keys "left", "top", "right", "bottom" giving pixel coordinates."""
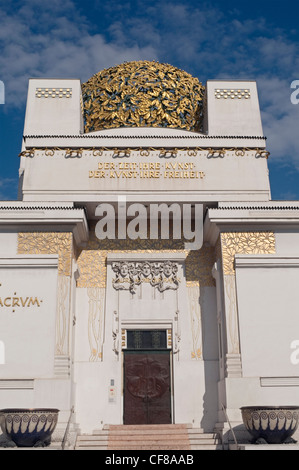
[
  {"left": 18, "top": 232, "right": 73, "bottom": 276},
  {"left": 76, "top": 228, "right": 216, "bottom": 289},
  {"left": 221, "top": 232, "right": 276, "bottom": 275},
  {"left": 81, "top": 61, "right": 205, "bottom": 133}
]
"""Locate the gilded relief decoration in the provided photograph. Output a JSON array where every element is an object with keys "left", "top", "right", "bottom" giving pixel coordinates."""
[
  {"left": 112, "top": 260, "right": 179, "bottom": 294},
  {"left": 112, "top": 309, "right": 120, "bottom": 356},
  {"left": 18, "top": 232, "right": 73, "bottom": 358},
  {"left": 87, "top": 287, "right": 105, "bottom": 361},
  {"left": 76, "top": 227, "right": 216, "bottom": 289},
  {"left": 82, "top": 60, "right": 204, "bottom": 133},
  {"left": 221, "top": 231, "right": 276, "bottom": 275},
  {"left": 188, "top": 285, "right": 202, "bottom": 360},
  {"left": 76, "top": 248, "right": 107, "bottom": 288},
  {"left": 76, "top": 232, "right": 217, "bottom": 362},
  {"left": 56, "top": 275, "right": 70, "bottom": 356},
  {"left": 224, "top": 275, "right": 240, "bottom": 357},
  {"left": 185, "top": 245, "right": 216, "bottom": 287},
  {"left": 18, "top": 232, "right": 73, "bottom": 276},
  {"left": 19, "top": 147, "right": 270, "bottom": 160},
  {"left": 167, "top": 329, "right": 172, "bottom": 349},
  {"left": 173, "top": 309, "right": 181, "bottom": 355},
  {"left": 220, "top": 231, "right": 276, "bottom": 371}
]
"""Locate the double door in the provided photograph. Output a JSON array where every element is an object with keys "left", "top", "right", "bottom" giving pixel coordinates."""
[{"left": 123, "top": 349, "right": 172, "bottom": 425}]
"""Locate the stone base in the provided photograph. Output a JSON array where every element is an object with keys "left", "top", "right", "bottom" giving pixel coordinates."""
[{"left": 230, "top": 444, "right": 299, "bottom": 451}]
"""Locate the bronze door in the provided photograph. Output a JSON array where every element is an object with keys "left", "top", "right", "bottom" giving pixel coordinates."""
[{"left": 124, "top": 351, "right": 171, "bottom": 424}]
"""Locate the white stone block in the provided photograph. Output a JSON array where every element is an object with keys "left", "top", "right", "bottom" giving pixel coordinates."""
[
  {"left": 205, "top": 80, "right": 264, "bottom": 137},
  {"left": 23, "top": 79, "right": 83, "bottom": 136},
  {"left": 235, "top": 254, "right": 299, "bottom": 378}
]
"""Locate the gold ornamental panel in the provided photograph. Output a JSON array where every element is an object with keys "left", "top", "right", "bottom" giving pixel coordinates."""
[
  {"left": 18, "top": 232, "right": 73, "bottom": 276},
  {"left": 76, "top": 229, "right": 216, "bottom": 289},
  {"left": 221, "top": 231, "right": 276, "bottom": 275}
]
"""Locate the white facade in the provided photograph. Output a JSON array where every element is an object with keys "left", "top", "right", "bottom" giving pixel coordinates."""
[{"left": 1, "top": 65, "right": 299, "bottom": 448}]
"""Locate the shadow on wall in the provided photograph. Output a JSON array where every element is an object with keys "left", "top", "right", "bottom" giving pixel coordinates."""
[{"left": 198, "top": 286, "right": 220, "bottom": 432}]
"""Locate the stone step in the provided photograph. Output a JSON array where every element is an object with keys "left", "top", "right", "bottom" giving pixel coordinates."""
[
  {"left": 109, "top": 433, "right": 189, "bottom": 442},
  {"left": 106, "top": 424, "right": 191, "bottom": 430},
  {"left": 77, "top": 435, "right": 108, "bottom": 442},
  {"left": 97, "top": 429, "right": 190, "bottom": 436},
  {"left": 191, "top": 444, "right": 222, "bottom": 450},
  {"left": 190, "top": 438, "right": 219, "bottom": 444},
  {"left": 107, "top": 445, "right": 192, "bottom": 450},
  {"left": 75, "top": 424, "right": 221, "bottom": 450},
  {"left": 78, "top": 436, "right": 212, "bottom": 444},
  {"left": 75, "top": 446, "right": 108, "bottom": 450}
]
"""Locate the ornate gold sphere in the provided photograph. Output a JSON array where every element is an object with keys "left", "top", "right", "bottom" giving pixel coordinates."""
[{"left": 82, "top": 60, "right": 205, "bottom": 133}]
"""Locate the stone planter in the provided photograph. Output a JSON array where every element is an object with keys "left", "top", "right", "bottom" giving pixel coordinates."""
[
  {"left": 0, "top": 408, "right": 59, "bottom": 447},
  {"left": 241, "top": 406, "right": 299, "bottom": 444}
]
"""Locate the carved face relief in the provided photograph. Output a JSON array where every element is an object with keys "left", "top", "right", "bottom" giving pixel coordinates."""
[
  {"left": 120, "top": 263, "right": 129, "bottom": 277},
  {"left": 163, "top": 262, "right": 173, "bottom": 277},
  {"left": 151, "top": 262, "right": 161, "bottom": 276},
  {"left": 141, "top": 263, "right": 151, "bottom": 277},
  {"left": 112, "top": 260, "right": 179, "bottom": 293}
]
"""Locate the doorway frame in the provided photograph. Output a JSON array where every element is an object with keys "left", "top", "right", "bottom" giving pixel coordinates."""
[{"left": 121, "top": 324, "right": 174, "bottom": 425}]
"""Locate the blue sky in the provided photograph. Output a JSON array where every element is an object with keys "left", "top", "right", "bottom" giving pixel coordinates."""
[{"left": 0, "top": 0, "right": 298, "bottom": 200}]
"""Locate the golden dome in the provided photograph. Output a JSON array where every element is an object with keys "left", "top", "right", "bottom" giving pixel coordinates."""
[{"left": 82, "top": 60, "right": 205, "bottom": 133}]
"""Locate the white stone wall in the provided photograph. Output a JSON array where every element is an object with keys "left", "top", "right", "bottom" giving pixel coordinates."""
[
  {"left": 0, "top": 255, "right": 58, "bottom": 379},
  {"left": 205, "top": 80, "right": 264, "bottom": 137},
  {"left": 236, "top": 254, "right": 299, "bottom": 380},
  {"left": 23, "top": 78, "right": 83, "bottom": 137},
  {"left": 20, "top": 146, "right": 271, "bottom": 203}
]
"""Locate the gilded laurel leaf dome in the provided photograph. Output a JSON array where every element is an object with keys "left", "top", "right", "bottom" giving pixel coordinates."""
[{"left": 81, "top": 60, "right": 205, "bottom": 133}]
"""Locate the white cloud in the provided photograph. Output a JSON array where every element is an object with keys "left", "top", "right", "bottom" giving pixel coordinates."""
[
  {"left": 0, "top": 2, "right": 158, "bottom": 108},
  {"left": 256, "top": 76, "right": 299, "bottom": 167},
  {"left": 0, "top": 0, "right": 298, "bottom": 173}
]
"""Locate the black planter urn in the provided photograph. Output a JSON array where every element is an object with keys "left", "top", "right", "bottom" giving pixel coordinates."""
[
  {"left": 0, "top": 408, "right": 59, "bottom": 447},
  {"left": 241, "top": 406, "right": 299, "bottom": 444}
]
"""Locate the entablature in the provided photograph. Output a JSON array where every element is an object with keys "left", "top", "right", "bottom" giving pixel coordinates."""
[
  {"left": 204, "top": 201, "right": 299, "bottom": 245},
  {"left": 0, "top": 202, "right": 89, "bottom": 245}
]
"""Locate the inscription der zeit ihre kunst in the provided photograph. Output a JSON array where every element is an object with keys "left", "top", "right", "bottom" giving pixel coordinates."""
[{"left": 89, "top": 161, "right": 206, "bottom": 180}]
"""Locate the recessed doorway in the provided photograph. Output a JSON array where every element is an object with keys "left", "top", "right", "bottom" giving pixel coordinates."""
[{"left": 123, "top": 330, "right": 172, "bottom": 425}]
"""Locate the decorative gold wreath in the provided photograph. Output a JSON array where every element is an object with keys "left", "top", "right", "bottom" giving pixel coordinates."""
[{"left": 81, "top": 61, "right": 205, "bottom": 133}]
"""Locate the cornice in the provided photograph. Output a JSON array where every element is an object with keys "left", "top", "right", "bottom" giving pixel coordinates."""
[
  {"left": 23, "top": 134, "right": 267, "bottom": 140},
  {"left": 204, "top": 203, "right": 299, "bottom": 245},
  {"left": 0, "top": 204, "right": 89, "bottom": 244}
]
